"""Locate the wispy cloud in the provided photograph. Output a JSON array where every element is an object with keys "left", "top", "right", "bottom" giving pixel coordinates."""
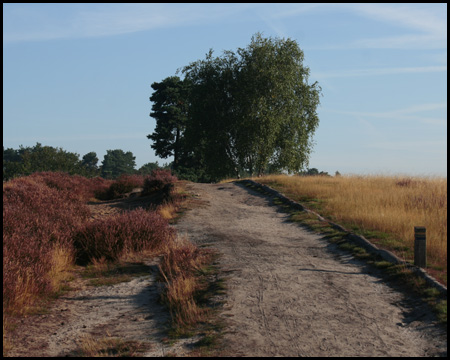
[
  {"left": 324, "top": 103, "right": 447, "bottom": 126},
  {"left": 3, "top": 3, "right": 254, "bottom": 43},
  {"left": 303, "top": 3, "right": 447, "bottom": 50},
  {"left": 4, "top": 3, "right": 446, "bottom": 51},
  {"left": 254, "top": 3, "right": 325, "bottom": 38},
  {"left": 6, "top": 132, "right": 146, "bottom": 143},
  {"left": 350, "top": 4, "right": 446, "bottom": 49},
  {"left": 365, "top": 140, "right": 446, "bottom": 154},
  {"left": 314, "top": 65, "right": 447, "bottom": 79}
]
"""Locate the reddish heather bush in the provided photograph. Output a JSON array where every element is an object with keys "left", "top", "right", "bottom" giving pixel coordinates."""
[
  {"left": 3, "top": 171, "right": 179, "bottom": 315},
  {"left": 3, "top": 176, "right": 91, "bottom": 311},
  {"left": 117, "top": 174, "right": 146, "bottom": 188},
  {"left": 3, "top": 177, "right": 90, "bottom": 242},
  {"left": 3, "top": 227, "right": 55, "bottom": 311},
  {"left": 395, "top": 178, "right": 414, "bottom": 188},
  {"left": 97, "top": 174, "right": 145, "bottom": 200},
  {"left": 73, "top": 208, "right": 175, "bottom": 264},
  {"left": 28, "top": 171, "right": 112, "bottom": 201},
  {"left": 142, "top": 169, "right": 178, "bottom": 197},
  {"left": 90, "top": 177, "right": 115, "bottom": 199}
]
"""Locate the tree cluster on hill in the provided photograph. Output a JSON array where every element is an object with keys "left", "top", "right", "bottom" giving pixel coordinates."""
[
  {"left": 3, "top": 143, "right": 167, "bottom": 181},
  {"left": 148, "top": 33, "right": 322, "bottom": 182},
  {"left": 298, "top": 168, "right": 332, "bottom": 176}
]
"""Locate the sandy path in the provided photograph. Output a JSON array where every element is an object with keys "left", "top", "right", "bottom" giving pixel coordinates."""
[{"left": 174, "top": 182, "right": 447, "bottom": 357}]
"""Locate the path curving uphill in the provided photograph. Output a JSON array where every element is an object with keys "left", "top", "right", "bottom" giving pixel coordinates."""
[{"left": 174, "top": 181, "right": 447, "bottom": 357}]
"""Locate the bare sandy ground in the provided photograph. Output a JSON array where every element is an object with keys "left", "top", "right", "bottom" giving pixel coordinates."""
[
  {"left": 174, "top": 182, "right": 447, "bottom": 357},
  {"left": 6, "top": 257, "right": 203, "bottom": 357}
]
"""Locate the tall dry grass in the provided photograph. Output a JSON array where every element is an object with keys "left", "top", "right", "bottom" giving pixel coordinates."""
[
  {"left": 158, "top": 237, "right": 212, "bottom": 330},
  {"left": 257, "top": 174, "right": 447, "bottom": 279}
]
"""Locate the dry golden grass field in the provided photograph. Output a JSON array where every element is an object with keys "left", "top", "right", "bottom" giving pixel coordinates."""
[{"left": 256, "top": 174, "right": 447, "bottom": 286}]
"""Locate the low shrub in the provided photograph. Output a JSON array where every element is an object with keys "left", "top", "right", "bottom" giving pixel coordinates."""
[
  {"left": 3, "top": 176, "right": 91, "bottom": 313},
  {"left": 96, "top": 174, "right": 145, "bottom": 200},
  {"left": 73, "top": 208, "right": 175, "bottom": 264},
  {"left": 89, "top": 177, "right": 114, "bottom": 200},
  {"left": 28, "top": 171, "right": 111, "bottom": 202},
  {"left": 142, "top": 169, "right": 177, "bottom": 197}
]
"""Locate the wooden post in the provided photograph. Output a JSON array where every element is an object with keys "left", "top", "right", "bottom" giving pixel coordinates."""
[{"left": 414, "top": 227, "right": 426, "bottom": 268}]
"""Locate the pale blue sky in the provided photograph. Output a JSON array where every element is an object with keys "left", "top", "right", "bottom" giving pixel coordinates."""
[{"left": 3, "top": 3, "right": 447, "bottom": 176}]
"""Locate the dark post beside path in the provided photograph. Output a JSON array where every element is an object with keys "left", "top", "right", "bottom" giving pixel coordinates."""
[{"left": 414, "top": 226, "right": 427, "bottom": 268}]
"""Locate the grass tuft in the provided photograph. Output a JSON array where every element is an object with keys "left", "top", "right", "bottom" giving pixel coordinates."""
[
  {"left": 158, "top": 238, "right": 212, "bottom": 332},
  {"left": 72, "top": 334, "right": 150, "bottom": 357}
]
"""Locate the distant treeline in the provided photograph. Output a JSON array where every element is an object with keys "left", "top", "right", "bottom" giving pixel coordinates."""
[
  {"left": 3, "top": 143, "right": 335, "bottom": 182},
  {"left": 3, "top": 143, "right": 168, "bottom": 181}
]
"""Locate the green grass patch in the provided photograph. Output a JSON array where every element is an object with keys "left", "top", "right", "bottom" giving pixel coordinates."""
[
  {"left": 434, "top": 300, "right": 447, "bottom": 324},
  {"left": 272, "top": 197, "right": 284, "bottom": 206},
  {"left": 374, "top": 260, "right": 393, "bottom": 269}
]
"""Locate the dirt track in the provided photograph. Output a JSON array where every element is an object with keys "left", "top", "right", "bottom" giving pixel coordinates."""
[{"left": 174, "top": 182, "right": 447, "bottom": 357}]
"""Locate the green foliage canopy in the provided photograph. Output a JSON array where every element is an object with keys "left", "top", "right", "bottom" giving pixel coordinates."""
[
  {"left": 100, "top": 149, "right": 136, "bottom": 179},
  {"left": 3, "top": 143, "right": 100, "bottom": 180},
  {"left": 138, "top": 161, "right": 161, "bottom": 175},
  {"left": 147, "top": 76, "right": 190, "bottom": 168},
  {"left": 148, "top": 32, "right": 322, "bottom": 181},
  {"left": 232, "top": 33, "right": 321, "bottom": 176}
]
